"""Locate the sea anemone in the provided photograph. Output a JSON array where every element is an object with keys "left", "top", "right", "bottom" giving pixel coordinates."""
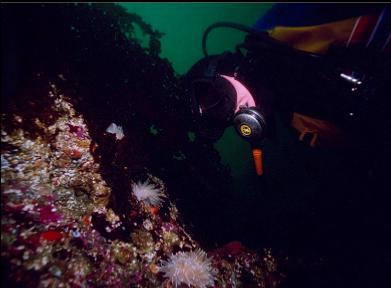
[
  {"left": 131, "top": 180, "right": 165, "bottom": 207},
  {"left": 159, "top": 249, "right": 216, "bottom": 288}
]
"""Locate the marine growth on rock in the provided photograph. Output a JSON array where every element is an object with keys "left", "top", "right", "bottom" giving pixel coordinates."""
[{"left": 1, "top": 3, "right": 283, "bottom": 287}]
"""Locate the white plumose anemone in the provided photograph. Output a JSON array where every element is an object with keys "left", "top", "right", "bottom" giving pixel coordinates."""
[
  {"left": 131, "top": 180, "right": 165, "bottom": 207},
  {"left": 159, "top": 249, "right": 216, "bottom": 288}
]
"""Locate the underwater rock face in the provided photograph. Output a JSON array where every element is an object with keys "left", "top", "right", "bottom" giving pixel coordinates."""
[
  {"left": 1, "top": 3, "right": 283, "bottom": 287},
  {"left": 1, "top": 80, "right": 281, "bottom": 288}
]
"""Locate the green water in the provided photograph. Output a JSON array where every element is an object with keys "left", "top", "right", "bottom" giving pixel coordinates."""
[{"left": 119, "top": 2, "right": 273, "bottom": 183}]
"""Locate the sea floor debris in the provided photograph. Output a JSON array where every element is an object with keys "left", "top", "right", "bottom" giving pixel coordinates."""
[{"left": 1, "top": 83, "right": 282, "bottom": 287}]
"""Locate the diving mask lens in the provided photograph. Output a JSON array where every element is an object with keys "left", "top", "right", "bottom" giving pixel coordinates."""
[{"left": 193, "top": 80, "right": 223, "bottom": 115}]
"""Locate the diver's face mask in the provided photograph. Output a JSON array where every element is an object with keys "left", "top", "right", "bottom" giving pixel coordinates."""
[{"left": 191, "top": 76, "right": 236, "bottom": 141}]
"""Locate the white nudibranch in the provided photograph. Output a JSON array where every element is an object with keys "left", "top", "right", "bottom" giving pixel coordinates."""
[
  {"left": 105, "top": 123, "right": 124, "bottom": 140},
  {"left": 131, "top": 180, "right": 165, "bottom": 207}
]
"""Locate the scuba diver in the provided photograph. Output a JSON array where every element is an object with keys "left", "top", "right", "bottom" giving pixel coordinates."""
[
  {"left": 185, "top": 4, "right": 390, "bottom": 286},
  {"left": 185, "top": 3, "right": 390, "bottom": 176}
]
